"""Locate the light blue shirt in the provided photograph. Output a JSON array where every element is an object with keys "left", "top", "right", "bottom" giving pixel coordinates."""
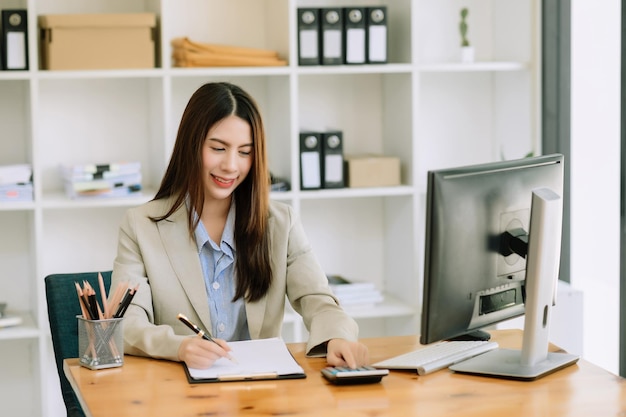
[{"left": 194, "top": 203, "right": 250, "bottom": 341}]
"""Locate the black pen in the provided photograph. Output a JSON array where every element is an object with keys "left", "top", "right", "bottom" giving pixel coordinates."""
[{"left": 177, "top": 313, "right": 237, "bottom": 363}]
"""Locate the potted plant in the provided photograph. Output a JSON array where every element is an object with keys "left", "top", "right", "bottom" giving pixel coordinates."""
[{"left": 459, "top": 8, "right": 474, "bottom": 62}]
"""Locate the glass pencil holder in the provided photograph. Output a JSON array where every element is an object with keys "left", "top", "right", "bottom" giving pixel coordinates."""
[{"left": 77, "top": 315, "right": 124, "bottom": 370}]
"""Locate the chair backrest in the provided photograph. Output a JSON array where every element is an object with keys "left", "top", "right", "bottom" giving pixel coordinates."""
[{"left": 45, "top": 271, "right": 112, "bottom": 417}]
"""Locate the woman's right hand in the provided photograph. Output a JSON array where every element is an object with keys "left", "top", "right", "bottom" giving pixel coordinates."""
[{"left": 177, "top": 336, "right": 232, "bottom": 369}]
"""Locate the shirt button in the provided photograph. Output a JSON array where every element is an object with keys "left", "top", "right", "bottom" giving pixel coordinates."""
[
  {"left": 218, "top": 323, "right": 225, "bottom": 332},
  {"left": 212, "top": 282, "right": 220, "bottom": 290}
]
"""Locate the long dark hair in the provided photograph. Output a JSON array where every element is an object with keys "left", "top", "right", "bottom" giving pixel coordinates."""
[{"left": 152, "top": 82, "right": 272, "bottom": 302}]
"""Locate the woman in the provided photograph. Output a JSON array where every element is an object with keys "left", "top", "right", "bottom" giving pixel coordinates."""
[{"left": 111, "top": 82, "right": 369, "bottom": 370}]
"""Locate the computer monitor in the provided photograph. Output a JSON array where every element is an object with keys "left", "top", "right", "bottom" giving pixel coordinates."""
[{"left": 420, "top": 154, "right": 579, "bottom": 380}]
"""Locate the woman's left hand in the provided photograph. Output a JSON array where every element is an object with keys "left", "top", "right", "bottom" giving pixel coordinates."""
[{"left": 326, "top": 338, "right": 370, "bottom": 369}]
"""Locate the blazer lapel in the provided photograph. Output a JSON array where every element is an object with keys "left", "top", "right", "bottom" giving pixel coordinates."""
[
  {"left": 157, "top": 203, "right": 213, "bottom": 332},
  {"left": 245, "top": 299, "right": 267, "bottom": 339}
]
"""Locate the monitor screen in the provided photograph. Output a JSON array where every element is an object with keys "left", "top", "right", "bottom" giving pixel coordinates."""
[{"left": 420, "top": 154, "right": 565, "bottom": 346}]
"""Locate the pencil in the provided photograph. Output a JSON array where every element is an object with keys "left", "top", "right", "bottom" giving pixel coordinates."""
[
  {"left": 107, "top": 281, "right": 127, "bottom": 318},
  {"left": 176, "top": 313, "right": 237, "bottom": 363},
  {"left": 74, "top": 282, "right": 90, "bottom": 319},
  {"left": 98, "top": 272, "right": 109, "bottom": 318}
]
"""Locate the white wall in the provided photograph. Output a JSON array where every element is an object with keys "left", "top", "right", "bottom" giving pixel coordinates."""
[{"left": 570, "top": 0, "right": 622, "bottom": 374}]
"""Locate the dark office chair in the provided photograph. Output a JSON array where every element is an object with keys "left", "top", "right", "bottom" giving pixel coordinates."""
[{"left": 45, "top": 271, "right": 112, "bottom": 417}]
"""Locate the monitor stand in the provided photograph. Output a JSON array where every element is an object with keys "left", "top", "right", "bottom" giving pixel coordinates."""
[
  {"left": 450, "top": 329, "right": 491, "bottom": 342},
  {"left": 448, "top": 348, "right": 578, "bottom": 381},
  {"left": 450, "top": 188, "right": 579, "bottom": 380}
]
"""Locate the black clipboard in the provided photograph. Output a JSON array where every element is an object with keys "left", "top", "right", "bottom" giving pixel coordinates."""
[
  {"left": 183, "top": 364, "right": 306, "bottom": 384},
  {"left": 182, "top": 337, "right": 307, "bottom": 384}
]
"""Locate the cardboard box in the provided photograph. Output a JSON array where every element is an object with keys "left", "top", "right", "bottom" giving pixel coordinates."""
[
  {"left": 345, "top": 155, "right": 401, "bottom": 187},
  {"left": 39, "top": 13, "right": 156, "bottom": 70}
]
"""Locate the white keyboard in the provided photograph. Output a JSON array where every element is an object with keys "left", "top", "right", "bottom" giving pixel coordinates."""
[{"left": 372, "top": 340, "right": 499, "bottom": 376}]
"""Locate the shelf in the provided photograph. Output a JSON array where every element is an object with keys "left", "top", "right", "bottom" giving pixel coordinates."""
[
  {"left": 41, "top": 191, "right": 156, "bottom": 209},
  {"left": 418, "top": 61, "right": 531, "bottom": 72},
  {"left": 296, "top": 63, "right": 413, "bottom": 75},
  {"left": 35, "top": 68, "right": 164, "bottom": 80},
  {"left": 0, "top": 201, "right": 35, "bottom": 211},
  {"left": 168, "top": 66, "right": 292, "bottom": 78},
  {"left": 25, "top": 187, "right": 415, "bottom": 208},
  {"left": 342, "top": 294, "right": 416, "bottom": 319},
  {"left": 283, "top": 293, "right": 415, "bottom": 322},
  {"left": 0, "top": 71, "right": 30, "bottom": 80},
  {"left": 270, "top": 191, "right": 295, "bottom": 201},
  {"left": 297, "top": 186, "right": 415, "bottom": 200},
  {"left": 0, "top": 313, "right": 39, "bottom": 341}
]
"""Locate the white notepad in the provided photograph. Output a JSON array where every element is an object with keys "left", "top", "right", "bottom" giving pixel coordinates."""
[{"left": 184, "top": 337, "right": 306, "bottom": 383}]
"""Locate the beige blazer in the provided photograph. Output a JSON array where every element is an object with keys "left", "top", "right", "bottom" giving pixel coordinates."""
[{"left": 111, "top": 197, "right": 359, "bottom": 361}]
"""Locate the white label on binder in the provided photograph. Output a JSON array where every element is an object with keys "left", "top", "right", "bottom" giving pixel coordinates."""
[
  {"left": 346, "top": 28, "right": 366, "bottom": 63},
  {"left": 323, "top": 30, "right": 341, "bottom": 58},
  {"left": 325, "top": 154, "right": 343, "bottom": 183},
  {"left": 368, "top": 26, "right": 387, "bottom": 62},
  {"left": 301, "top": 152, "right": 321, "bottom": 188},
  {"left": 299, "top": 30, "right": 318, "bottom": 59},
  {"left": 6, "top": 32, "right": 26, "bottom": 69}
]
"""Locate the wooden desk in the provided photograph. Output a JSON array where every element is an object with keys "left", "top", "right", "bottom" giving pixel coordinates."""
[{"left": 64, "top": 329, "right": 626, "bottom": 417}]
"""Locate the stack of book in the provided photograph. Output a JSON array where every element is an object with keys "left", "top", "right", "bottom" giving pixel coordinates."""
[
  {"left": 61, "top": 161, "right": 142, "bottom": 199},
  {"left": 171, "top": 37, "right": 287, "bottom": 67},
  {"left": 0, "top": 164, "right": 33, "bottom": 202},
  {"left": 327, "top": 275, "right": 384, "bottom": 310}
]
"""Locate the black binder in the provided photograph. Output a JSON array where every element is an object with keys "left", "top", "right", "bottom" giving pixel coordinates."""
[
  {"left": 320, "top": 8, "right": 343, "bottom": 65},
  {"left": 1, "top": 9, "right": 28, "bottom": 70},
  {"left": 366, "top": 6, "right": 387, "bottom": 64},
  {"left": 321, "top": 131, "right": 344, "bottom": 188},
  {"left": 299, "top": 132, "right": 322, "bottom": 190},
  {"left": 343, "top": 7, "right": 366, "bottom": 65},
  {"left": 297, "top": 8, "right": 320, "bottom": 66}
]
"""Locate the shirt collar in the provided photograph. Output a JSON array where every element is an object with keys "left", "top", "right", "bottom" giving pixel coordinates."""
[{"left": 193, "top": 201, "right": 236, "bottom": 256}]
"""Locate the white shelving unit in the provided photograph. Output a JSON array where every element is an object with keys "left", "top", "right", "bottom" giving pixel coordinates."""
[{"left": 0, "top": 0, "right": 539, "bottom": 415}]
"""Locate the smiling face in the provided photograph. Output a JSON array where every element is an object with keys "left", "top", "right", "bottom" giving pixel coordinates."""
[{"left": 201, "top": 114, "right": 254, "bottom": 203}]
